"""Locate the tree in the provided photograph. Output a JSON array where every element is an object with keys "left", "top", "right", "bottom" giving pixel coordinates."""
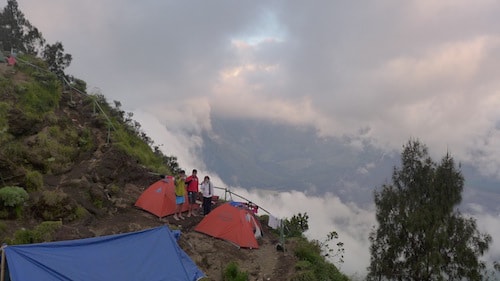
[
  {"left": 367, "top": 139, "right": 491, "bottom": 281},
  {"left": 42, "top": 41, "right": 72, "bottom": 77},
  {"left": 0, "top": 0, "right": 45, "bottom": 54},
  {"left": 283, "top": 212, "right": 309, "bottom": 238}
]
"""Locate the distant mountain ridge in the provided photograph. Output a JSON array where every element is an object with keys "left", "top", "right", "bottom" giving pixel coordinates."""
[
  {"left": 200, "top": 117, "right": 395, "bottom": 203},
  {"left": 200, "top": 116, "right": 500, "bottom": 212}
]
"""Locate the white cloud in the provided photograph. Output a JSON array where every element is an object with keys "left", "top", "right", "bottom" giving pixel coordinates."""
[
  {"left": 474, "top": 212, "right": 500, "bottom": 269},
  {"left": 360, "top": 37, "right": 500, "bottom": 152},
  {"left": 12, "top": 0, "right": 500, "bottom": 170}
]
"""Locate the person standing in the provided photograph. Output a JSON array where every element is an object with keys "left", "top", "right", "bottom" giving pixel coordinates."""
[
  {"left": 185, "top": 169, "right": 199, "bottom": 217},
  {"left": 200, "top": 176, "right": 214, "bottom": 215},
  {"left": 173, "top": 170, "right": 186, "bottom": 221}
]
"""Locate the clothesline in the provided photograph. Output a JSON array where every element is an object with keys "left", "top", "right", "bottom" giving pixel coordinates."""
[{"left": 213, "top": 186, "right": 273, "bottom": 216}]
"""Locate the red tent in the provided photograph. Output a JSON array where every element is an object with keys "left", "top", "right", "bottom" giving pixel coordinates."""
[
  {"left": 7, "top": 56, "right": 16, "bottom": 66},
  {"left": 194, "top": 202, "right": 262, "bottom": 249},
  {"left": 135, "top": 177, "right": 191, "bottom": 218}
]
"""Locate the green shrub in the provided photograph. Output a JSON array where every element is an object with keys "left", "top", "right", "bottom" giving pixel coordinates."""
[
  {"left": 78, "top": 127, "right": 94, "bottom": 151},
  {"left": 109, "top": 184, "right": 120, "bottom": 195},
  {"left": 7, "top": 220, "right": 62, "bottom": 245},
  {"left": 26, "top": 170, "right": 44, "bottom": 191},
  {"left": 11, "top": 228, "right": 33, "bottom": 244},
  {"left": 70, "top": 77, "right": 87, "bottom": 92},
  {"left": 73, "top": 205, "right": 90, "bottom": 220},
  {"left": 32, "top": 220, "right": 63, "bottom": 242},
  {"left": 0, "top": 186, "right": 29, "bottom": 207},
  {"left": 32, "top": 190, "right": 79, "bottom": 221},
  {"left": 26, "top": 126, "right": 80, "bottom": 173},
  {"left": 223, "top": 261, "right": 248, "bottom": 281},
  {"left": 1, "top": 142, "right": 25, "bottom": 162},
  {"left": 93, "top": 199, "right": 103, "bottom": 209},
  {"left": 0, "top": 186, "right": 29, "bottom": 217},
  {"left": 42, "top": 190, "right": 67, "bottom": 206}
]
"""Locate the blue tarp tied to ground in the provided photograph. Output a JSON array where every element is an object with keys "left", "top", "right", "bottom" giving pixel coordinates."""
[{"left": 4, "top": 226, "right": 204, "bottom": 281}]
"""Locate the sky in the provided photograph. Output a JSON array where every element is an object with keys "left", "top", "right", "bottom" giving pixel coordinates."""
[{"left": 7, "top": 0, "right": 500, "bottom": 276}]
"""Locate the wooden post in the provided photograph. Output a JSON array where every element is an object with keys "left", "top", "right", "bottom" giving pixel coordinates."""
[{"left": 1, "top": 245, "right": 5, "bottom": 281}]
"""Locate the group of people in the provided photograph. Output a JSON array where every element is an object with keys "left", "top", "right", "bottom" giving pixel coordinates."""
[{"left": 173, "top": 169, "right": 214, "bottom": 221}]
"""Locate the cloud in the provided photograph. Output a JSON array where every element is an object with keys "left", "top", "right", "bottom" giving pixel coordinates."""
[
  {"left": 14, "top": 1, "right": 500, "bottom": 168},
  {"left": 468, "top": 205, "right": 500, "bottom": 269},
  {"left": 131, "top": 110, "right": 206, "bottom": 171},
  {"left": 477, "top": 213, "right": 500, "bottom": 261},
  {"left": 359, "top": 37, "right": 500, "bottom": 149}
]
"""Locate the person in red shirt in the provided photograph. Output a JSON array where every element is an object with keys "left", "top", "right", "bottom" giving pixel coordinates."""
[{"left": 185, "top": 169, "right": 199, "bottom": 217}]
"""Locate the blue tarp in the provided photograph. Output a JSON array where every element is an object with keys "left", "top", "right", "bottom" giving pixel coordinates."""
[{"left": 4, "top": 226, "right": 204, "bottom": 281}]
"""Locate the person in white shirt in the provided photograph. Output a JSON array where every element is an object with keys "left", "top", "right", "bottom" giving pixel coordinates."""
[{"left": 200, "top": 176, "right": 214, "bottom": 215}]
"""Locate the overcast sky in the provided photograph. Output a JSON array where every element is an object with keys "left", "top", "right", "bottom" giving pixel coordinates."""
[
  {"left": 8, "top": 0, "right": 500, "bottom": 276},
  {"left": 14, "top": 0, "right": 500, "bottom": 171}
]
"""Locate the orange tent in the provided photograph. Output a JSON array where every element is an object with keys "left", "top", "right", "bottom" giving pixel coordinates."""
[
  {"left": 135, "top": 177, "right": 191, "bottom": 218},
  {"left": 194, "top": 202, "right": 262, "bottom": 249}
]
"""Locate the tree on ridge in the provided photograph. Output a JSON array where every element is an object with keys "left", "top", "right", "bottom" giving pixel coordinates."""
[
  {"left": 1, "top": 0, "right": 73, "bottom": 77},
  {"left": 367, "top": 139, "right": 491, "bottom": 280},
  {"left": 0, "top": 0, "right": 45, "bottom": 54},
  {"left": 43, "top": 41, "right": 72, "bottom": 77}
]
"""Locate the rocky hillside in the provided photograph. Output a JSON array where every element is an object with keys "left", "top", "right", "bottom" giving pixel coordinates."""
[{"left": 0, "top": 57, "right": 310, "bottom": 281}]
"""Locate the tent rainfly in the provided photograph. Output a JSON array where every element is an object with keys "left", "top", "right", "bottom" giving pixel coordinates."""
[
  {"left": 135, "top": 177, "right": 196, "bottom": 218},
  {"left": 195, "top": 201, "right": 262, "bottom": 249},
  {"left": 1, "top": 226, "right": 205, "bottom": 281}
]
